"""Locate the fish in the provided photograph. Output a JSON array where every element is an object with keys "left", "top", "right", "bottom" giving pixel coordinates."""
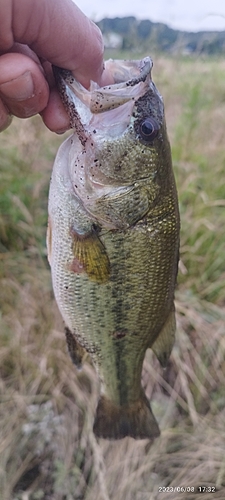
[{"left": 47, "top": 57, "right": 180, "bottom": 440}]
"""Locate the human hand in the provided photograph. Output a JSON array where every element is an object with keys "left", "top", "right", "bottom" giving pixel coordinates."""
[{"left": 0, "top": 0, "right": 106, "bottom": 133}]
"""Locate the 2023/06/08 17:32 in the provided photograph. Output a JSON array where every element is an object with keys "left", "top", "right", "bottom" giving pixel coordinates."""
[{"left": 157, "top": 485, "right": 217, "bottom": 493}]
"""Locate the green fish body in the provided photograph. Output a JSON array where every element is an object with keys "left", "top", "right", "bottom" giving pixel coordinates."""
[{"left": 47, "top": 58, "right": 180, "bottom": 439}]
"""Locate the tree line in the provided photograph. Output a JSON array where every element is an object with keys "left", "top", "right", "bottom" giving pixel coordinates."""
[{"left": 97, "top": 16, "right": 225, "bottom": 55}]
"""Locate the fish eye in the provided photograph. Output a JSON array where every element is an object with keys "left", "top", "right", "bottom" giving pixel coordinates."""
[{"left": 139, "top": 117, "right": 159, "bottom": 141}]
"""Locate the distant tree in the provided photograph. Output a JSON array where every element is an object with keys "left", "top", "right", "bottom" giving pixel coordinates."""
[
  {"left": 98, "top": 17, "right": 137, "bottom": 35},
  {"left": 137, "top": 20, "right": 153, "bottom": 39}
]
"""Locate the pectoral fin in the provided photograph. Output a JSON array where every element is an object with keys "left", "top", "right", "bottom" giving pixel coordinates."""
[
  {"left": 70, "top": 227, "right": 110, "bottom": 283},
  {"left": 151, "top": 307, "right": 176, "bottom": 367}
]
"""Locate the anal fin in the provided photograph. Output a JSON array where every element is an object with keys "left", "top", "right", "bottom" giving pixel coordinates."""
[
  {"left": 151, "top": 307, "right": 176, "bottom": 368},
  {"left": 93, "top": 391, "right": 160, "bottom": 440}
]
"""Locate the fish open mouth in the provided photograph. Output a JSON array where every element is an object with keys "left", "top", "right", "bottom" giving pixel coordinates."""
[{"left": 53, "top": 58, "right": 153, "bottom": 142}]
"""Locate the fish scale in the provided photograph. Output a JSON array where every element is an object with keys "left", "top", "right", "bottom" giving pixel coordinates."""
[{"left": 48, "top": 58, "right": 180, "bottom": 439}]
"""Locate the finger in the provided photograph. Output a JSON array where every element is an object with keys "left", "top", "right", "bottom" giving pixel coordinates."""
[
  {"left": 0, "top": 52, "right": 49, "bottom": 118},
  {"left": 1, "top": 0, "right": 104, "bottom": 88},
  {"left": 40, "top": 87, "right": 71, "bottom": 133},
  {"left": 5, "top": 42, "right": 45, "bottom": 69}
]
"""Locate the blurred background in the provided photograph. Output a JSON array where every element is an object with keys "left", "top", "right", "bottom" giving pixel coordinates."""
[
  {"left": 0, "top": 2, "right": 225, "bottom": 499},
  {"left": 76, "top": 0, "right": 225, "bottom": 32}
]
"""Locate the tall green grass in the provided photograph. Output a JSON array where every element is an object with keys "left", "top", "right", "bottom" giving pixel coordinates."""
[{"left": 0, "top": 56, "right": 224, "bottom": 500}]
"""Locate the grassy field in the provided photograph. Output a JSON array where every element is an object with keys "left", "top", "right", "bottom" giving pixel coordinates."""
[{"left": 0, "top": 54, "right": 225, "bottom": 500}]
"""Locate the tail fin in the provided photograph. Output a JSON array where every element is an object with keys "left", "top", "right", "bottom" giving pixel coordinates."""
[{"left": 93, "top": 392, "right": 160, "bottom": 440}]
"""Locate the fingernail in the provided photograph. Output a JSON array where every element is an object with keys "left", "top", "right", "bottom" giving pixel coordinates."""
[
  {"left": 0, "top": 71, "right": 35, "bottom": 100},
  {"left": 55, "top": 128, "right": 70, "bottom": 135}
]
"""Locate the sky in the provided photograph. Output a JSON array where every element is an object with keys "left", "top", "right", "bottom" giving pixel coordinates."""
[{"left": 75, "top": 0, "right": 225, "bottom": 32}]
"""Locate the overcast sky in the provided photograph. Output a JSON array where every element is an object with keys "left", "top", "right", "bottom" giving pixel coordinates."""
[{"left": 75, "top": 0, "right": 225, "bottom": 32}]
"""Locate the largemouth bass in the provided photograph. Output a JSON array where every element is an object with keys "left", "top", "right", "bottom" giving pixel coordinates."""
[{"left": 47, "top": 57, "right": 180, "bottom": 440}]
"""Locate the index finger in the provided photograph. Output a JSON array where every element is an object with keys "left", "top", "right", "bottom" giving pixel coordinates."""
[{"left": 0, "top": 0, "right": 104, "bottom": 87}]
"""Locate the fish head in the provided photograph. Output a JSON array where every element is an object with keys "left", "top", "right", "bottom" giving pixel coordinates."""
[{"left": 53, "top": 57, "right": 171, "bottom": 205}]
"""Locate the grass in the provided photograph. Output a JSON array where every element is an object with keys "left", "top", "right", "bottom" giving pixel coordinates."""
[{"left": 0, "top": 54, "right": 225, "bottom": 499}]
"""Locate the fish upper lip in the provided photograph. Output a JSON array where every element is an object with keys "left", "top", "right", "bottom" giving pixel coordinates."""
[
  {"left": 53, "top": 56, "right": 152, "bottom": 93},
  {"left": 53, "top": 57, "right": 153, "bottom": 117}
]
